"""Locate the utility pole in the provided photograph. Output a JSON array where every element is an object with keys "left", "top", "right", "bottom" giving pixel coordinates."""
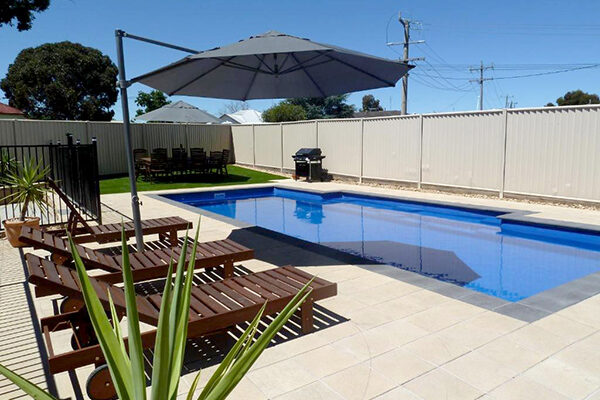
[
  {"left": 388, "top": 13, "right": 424, "bottom": 115},
  {"left": 469, "top": 61, "right": 494, "bottom": 110}
]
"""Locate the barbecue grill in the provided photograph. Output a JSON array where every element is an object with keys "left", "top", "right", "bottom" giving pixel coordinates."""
[{"left": 292, "top": 148, "right": 325, "bottom": 182}]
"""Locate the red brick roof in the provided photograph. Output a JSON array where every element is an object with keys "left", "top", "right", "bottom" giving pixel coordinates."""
[{"left": 0, "top": 102, "right": 24, "bottom": 115}]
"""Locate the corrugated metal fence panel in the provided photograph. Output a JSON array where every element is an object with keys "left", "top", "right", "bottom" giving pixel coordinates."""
[
  {"left": 88, "top": 122, "right": 129, "bottom": 176},
  {"left": 186, "top": 124, "right": 233, "bottom": 161},
  {"left": 254, "top": 124, "right": 282, "bottom": 168},
  {"left": 317, "top": 119, "right": 362, "bottom": 177},
  {"left": 363, "top": 116, "right": 421, "bottom": 182},
  {"left": 14, "top": 120, "right": 88, "bottom": 144},
  {"left": 142, "top": 123, "right": 187, "bottom": 156},
  {"left": 282, "top": 121, "right": 317, "bottom": 169},
  {"left": 0, "top": 120, "right": 15, "bottom": 145},
  {"left": 504, "top": 107, "right": 600, "bottom": 201},
  {"left": 231, "top": 125, "right": 254, "bottom": 165},
  {"left": 422, "top": 111, "right": 504, "bottom": 190}
]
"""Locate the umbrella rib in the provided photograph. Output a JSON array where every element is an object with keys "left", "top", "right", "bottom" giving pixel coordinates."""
[
  {"left": 321, "top": 53, "right": 397, "bottom": 87},
  {"left": 290, "top": 53, "right": 326, "bottom": 97},
  {"left": 243, "top": 55, "right": 264, "bottom": 100},
  {"left": 280, "top": 59, "right": 334, "bottom": 75},
  {"left": 167, "top": 57, "right": 236, "bottom": 95},
  {"left": 216, "top": 58, "right": 272, "bottom": 75},
  {"left": 279, "top": 51, "right": 328, "bottom": 75},
  {"left": 253, "top": 55, "right": 275, "bottom": 74}
]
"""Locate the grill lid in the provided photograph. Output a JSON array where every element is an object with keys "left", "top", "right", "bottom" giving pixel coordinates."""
[{"left": 294, "top": 148, "right": 322, "bottom": 158}]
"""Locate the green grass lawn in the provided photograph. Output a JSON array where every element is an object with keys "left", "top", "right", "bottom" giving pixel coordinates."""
[{"left": 100, "top": 165, "right": 286, "bottom": 194}]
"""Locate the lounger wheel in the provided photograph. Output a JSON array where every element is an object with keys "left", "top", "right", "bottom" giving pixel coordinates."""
[
  {"left": 86, "top": 364, "right": 116, "bottom": 400},
  {"left": 59, "top": 296, "right": 85, "bottom": 313}
]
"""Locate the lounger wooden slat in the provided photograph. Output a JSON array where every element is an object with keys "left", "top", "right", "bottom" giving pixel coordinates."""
[
  {"left": 244, "top": 274, "right": 294, "bottom": 297},
  {"left": 192, "top": 287, "right": 229, "bottom": 314},
  {"left": 200, "top": 285, "right": 242, "bottom": 311},
  {"left": 263, "top": 269, "right": 304, "bottom": 291},
  {"left": 189, "top": 290, "right": 217, "bottom": 317},
  {"left": 213, "top": 282, "right": 254, "bottom": 307},
  {"left": 234, "top": 277, "right": 279, "bottom": 301},
  {"left": 222, "top": 279, "right": 264, "bottom": 304},
  {"left": 41, "top": 262, "right": 62, "bottom": 285},
  {"left": 255, "top": 271, "right": 299, "bottom": 295},
  {"left": 279, "top": 265, "right": 331, "bottom": 287}
]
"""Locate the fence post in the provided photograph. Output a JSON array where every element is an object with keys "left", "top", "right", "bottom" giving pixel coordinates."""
[
  {"left": 280, "top": 123, "right": 284, "bottom": 172},
  {"left": 418, "top": 114, "right": 424, "bottom": 189},
  {"left": 252, "top": 124, "right": 256, "bottom": 167},
  {"left": 11, "top": 119, "right": 17, "bottom": 144},
  {"left": 359, "top": 118, "right": 364, "bottom": 183},
  {"left": 315, "top": 120, "right": 319, "bottom": 147},
  {"left": 499, "top": 109, "right": 509, "bottom": 198}
]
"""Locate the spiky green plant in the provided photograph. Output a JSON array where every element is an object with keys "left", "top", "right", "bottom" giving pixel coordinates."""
[
  {"left": 1, "top": 158, "right": 51, "bottom": 221},
  {"left": 0, "top": 221, "right": 314, "bottom": 399},
  {"left": 0, "top": 150, "right": 17, "bottom": 177}
]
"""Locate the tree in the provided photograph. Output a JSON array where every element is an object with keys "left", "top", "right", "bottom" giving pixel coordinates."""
[
  {"left": 546, "top": 90, "right": 600, "bottom": 107},
  {"left": 262, "top": 103, "right": 307, "bottom": 122},
  {"left": 0, "top": 0, "right": 50, "bottom": 31},
  {"left": 135, "top": 90, "right": 171, "bottom": 116},
  {"left": 1, "top": 42, "right": 118, "bottom": 120},
  {"left": 361, "top": 94, "right": 383, "bottom": 112},
  {"left": 286, "top": 95, "right": 355, "bottom": 119},
  {"left": 219, "top": 101, "right": 249, "bottom": 115}
]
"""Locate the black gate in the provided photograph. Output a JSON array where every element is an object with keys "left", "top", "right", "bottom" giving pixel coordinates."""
[{"left": 0, "top": 134, "right": 101, "bottom": 228}]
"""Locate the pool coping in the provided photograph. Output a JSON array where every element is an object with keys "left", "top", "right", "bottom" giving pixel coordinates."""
[{"left": 148, "top": 183, "right": 600, "bottom": 322}]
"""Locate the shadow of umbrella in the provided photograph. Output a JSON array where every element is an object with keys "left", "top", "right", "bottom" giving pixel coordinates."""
[{"left": 326, "top": 240, "right": 480, "bottom": 286}]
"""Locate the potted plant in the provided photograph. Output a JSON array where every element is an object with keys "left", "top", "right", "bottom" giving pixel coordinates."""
[{"left": 1, "top": 158, "right": 51, "bottom": 247}]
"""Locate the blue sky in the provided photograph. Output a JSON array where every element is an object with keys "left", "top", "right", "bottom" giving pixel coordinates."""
[{"left": 1, "top": 0, "right": 599, "bottom": 120}]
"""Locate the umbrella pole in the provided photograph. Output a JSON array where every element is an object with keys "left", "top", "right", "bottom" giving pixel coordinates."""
[{"left": 115, "top": 29, "right": 144, "bottom": 250}]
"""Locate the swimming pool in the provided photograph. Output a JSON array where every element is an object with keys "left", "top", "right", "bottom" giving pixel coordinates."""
[{"left": 164, "top": 187, "right": 600, "bottom": 302}]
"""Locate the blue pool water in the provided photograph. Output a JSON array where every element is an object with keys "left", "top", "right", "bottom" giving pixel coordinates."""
[{"left": 164, "top": 188, "right": 600, "bottom": 302}]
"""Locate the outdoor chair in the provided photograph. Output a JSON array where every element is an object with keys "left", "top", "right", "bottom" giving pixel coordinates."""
[
  {"left": 220, "top": 149, "right": 230, "bottom": 176},
  {"left": 190, "top": 147, "right": 207, "bottom": 174},
  {"left": 25, "top": 254, "right": 337, "bottom": 400},
  {"left": 208, "top": 151, "right": 223, "bottom": 174},
  {"left": 44, "top": 180, "right": 190, "bottom": 244},
  {"left": 171, "top": 147, "right": 188, "bottom": 175},
  {"left": 147, "top": 149, "right": 170, "bottom": 181},
  {"left": 133, "top": 148, "right": 148, "bottom": 179}
]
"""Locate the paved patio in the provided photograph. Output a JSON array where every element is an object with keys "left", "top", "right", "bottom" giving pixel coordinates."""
[{"left": 1, "top": 179, "right": 599, "bottom": 399}]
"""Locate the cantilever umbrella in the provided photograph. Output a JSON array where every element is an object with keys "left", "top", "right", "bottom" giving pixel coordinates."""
[
  {"left": 115, "top": 30, "right": 412, "bottom": 248},
  {"left": 130, "top": 30, "right": 413, "bottom": 100}
]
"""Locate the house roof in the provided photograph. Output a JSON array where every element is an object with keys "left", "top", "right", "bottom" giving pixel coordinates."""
[
  {"left": 220, "top": 109, "right": 263, "bottom": 124},
  {"left": 0, "top": 102, "right": 24, "bottom": 116}
]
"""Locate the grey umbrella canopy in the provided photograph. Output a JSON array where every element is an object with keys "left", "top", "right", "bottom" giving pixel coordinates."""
[
  {"left": 131, "top": 31, "right": 413, "bottom": 100},
  {"left": 135, "top": 100, "right": 221, "bottom": 123}
]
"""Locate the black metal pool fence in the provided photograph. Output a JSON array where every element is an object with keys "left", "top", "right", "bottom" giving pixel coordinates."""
[{"left": 0, "top": 134, "right": 101, "bottom": 229}]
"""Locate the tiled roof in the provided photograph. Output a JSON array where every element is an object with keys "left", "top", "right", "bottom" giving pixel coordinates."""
[{"left": 0, "top": 102, "right": 24, "bottom": 115}]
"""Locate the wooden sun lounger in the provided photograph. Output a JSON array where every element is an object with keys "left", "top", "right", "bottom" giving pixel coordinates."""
[
  {"left": 47, "top": 179, "right": 189, "bottom": 244},
  {"left": 25, "top": 254, "right": 337, "bottom": 398},
  {"left": 19, "top": 226, "right": 254, "bottom": 288}
]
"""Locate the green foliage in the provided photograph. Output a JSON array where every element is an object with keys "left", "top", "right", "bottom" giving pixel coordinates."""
[
  {"left": 263, "top": 94, "right": 355, "bottom": 122},
  {"left": 1, "top": 158, "right": 51, "bottom": 220},
  {"left": 360, "top": 94, "right": 383, "bottom": 112},
  {"left": 0, "top": 0, "right": 50, "bottom": 31},
  {"left": 0, "top": 150, "right": 18, "bottom": 177},
  {"left": 262, "top": 102, "right": 307, "bottom": 122},
  {"left": 0, "top": 221, "right": 315, "bottom": 399},
  {"left": 135, "top": 90, "right": 171, "bottom": 117},
  {"left": 287, "top": 95, "right": 355, "bottom": 119},
  {"left": 548, "top": 90, "right": 600, "bottom": 107},
  {"left": 0, "top": 42, "right": 118, "bottom": 120}
]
